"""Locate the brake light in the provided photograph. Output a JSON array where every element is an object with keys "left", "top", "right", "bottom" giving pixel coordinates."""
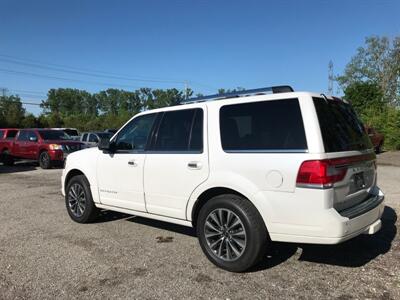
[{"left": 296, "top": 160, "right": 347, "bottom": 189}]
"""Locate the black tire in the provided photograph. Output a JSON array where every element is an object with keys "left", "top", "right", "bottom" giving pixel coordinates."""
[
  {"left": 39, "top": 151, "right": 52, "bottom": 169},
  {"left": 2, "top": 150, "right": 14, "bottom": 166},
  {"left": 196, "top": 194, "right": 268, "bottom": 272},
  {"left": 375, "top": 142, "right": 382, "bottom": 154},
  {"left": 65, "top": 175, "right": 99, "bottom": 223}
]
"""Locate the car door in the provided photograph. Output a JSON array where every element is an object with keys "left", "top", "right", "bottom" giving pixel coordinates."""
[
  {"left": 96, "top": 113, "right": 157, "bottom": 212},
  {"left": 14, "top": 131, "right": 29, "bottom": 157},
  {"left": 144, "top": 107, "right": 209, "bottom": 220},
  {"left": 25, "top": 131, "right": 39, "bottom": 159}
]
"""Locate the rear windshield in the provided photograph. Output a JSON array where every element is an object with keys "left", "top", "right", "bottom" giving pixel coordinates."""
[
  {"left": 64, "top": 129, "right": 79, "bottom": 136},
  {"left": 38, "top": 130, "right": 71, "bottom": 140},
  {"left": 313, "top": 97, "right": 372, "bottom": 152}
]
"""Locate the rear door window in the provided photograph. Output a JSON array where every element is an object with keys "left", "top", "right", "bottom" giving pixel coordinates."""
[
  {"left": 151, "top": 108, "right": 203, "bottom": 152},
  {"left": 6, "top": 130, "right": 18, "bottom": 139},
  {"left": 313, "top": 98, "right": 372, "bottom": 152},
  {"left": 220, "top": 99, "right": 307, "bottom": 151},
  {"left": 0, "top": 130, "right": 4, "bottom": 139}
]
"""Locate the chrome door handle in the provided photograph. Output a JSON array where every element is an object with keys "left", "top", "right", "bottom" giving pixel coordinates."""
[{"left": 188, "top": 161, "right": 202, "bottom": 170}]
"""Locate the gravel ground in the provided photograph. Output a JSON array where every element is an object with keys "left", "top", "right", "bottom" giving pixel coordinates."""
[{"left": 0, "top": 157, "right": 399, "bottom": 299}]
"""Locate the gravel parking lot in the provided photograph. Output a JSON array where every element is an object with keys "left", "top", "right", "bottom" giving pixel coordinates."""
[{"left": 0, "top": 153, "right": 399, "bottom": 299}]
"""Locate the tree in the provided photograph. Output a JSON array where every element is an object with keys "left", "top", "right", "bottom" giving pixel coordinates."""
[
  {"left": 337, "top": 36, "right": 400, "bottom": 105},
  {"left": 0, "top": 95, "right": 26, "bottom": 127},
  {"left": 343, "top": 81, "right": 384, "bottom": 115}
]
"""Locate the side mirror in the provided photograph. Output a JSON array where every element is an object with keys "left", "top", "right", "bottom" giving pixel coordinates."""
[
  {"left": 29, "top": 136, "right": 38, "bottom": 142},
  {"left": 98, "top": 138, "right": 115, "bottom": 153}
]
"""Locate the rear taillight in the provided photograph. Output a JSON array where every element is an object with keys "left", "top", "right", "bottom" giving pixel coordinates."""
[{"left": 296, "top": 160, "right": 347, "bottom": 189}]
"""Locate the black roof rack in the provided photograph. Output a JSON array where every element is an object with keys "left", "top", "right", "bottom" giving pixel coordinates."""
[{"left": 181, "top": 85, "right": 294, "bottom": 104}]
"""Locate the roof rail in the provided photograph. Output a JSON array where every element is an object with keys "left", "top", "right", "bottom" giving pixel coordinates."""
[{"left": 181, "top": 85, "right": 294, "bottom": 104}]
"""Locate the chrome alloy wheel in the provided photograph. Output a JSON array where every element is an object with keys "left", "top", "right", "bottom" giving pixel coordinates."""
[
  {"left": 204, "top": 208, "right": 247, "bottom": 261},
  {"left": 68, "top": 183, "right": 86, "bottom": 218}
]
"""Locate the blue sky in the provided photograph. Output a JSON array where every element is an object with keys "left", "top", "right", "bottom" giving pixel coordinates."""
[{"left": 1, "top": 0, "right": 399, "bottom": 115}]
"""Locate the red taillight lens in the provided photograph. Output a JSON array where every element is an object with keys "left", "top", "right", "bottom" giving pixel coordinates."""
[{"left": 296, "top": 160, "right": 347, "bottom": 188}]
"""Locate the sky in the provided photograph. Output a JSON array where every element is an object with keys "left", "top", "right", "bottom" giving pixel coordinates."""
[{"left": 0, "top": 0, "right": 399, "bottom": 115}]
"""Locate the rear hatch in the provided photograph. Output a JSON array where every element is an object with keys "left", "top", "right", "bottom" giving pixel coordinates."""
[{"left": 312, "top": 97, "right": 377, "bottom": 212}]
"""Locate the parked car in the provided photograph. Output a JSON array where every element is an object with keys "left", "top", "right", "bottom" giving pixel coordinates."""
[
  {"left": 80, "top": 132, "right": 114, "bottom": 148},
  {"left": 104, "top": 128, "right": 117, "bottom": 135},
  {"left": 4, "top": 129, "right": 83, "bottom": 169},
  {"left": 365, "top": 126, "right": 384, "bottom": 153},
  {"left": 0, "top": 128, "right": 19, "bottom": 164},
  {"left": 53, "top": 128, "right": 80, "bottom": 141},
  {"left": 62, "top": 86, "right": 384, "bottom": 272}
]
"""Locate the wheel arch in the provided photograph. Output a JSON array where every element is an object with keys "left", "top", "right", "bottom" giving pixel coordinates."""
[
  {"left": 190, "top": 186, "right": 260, "bottom": 228},
  {"left": 64, "top": 168, "right": 85, "bottom": 192}
]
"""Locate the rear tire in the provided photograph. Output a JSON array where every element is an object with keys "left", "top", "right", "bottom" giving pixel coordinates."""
[
  {"left": 2, "top": 150, "right": 14, "bottom": 166},
  {"left": 375, "top": 142, "right": 383, "bottom": 154},
  {"left": 65, "top": 175, "right": 99, "bottom": 223},
  {"left": 39, "top": 151, "right": 52, "bottom": 169},
  {"left": 196, "top": 194, "right": 268, "bottom": 272}
]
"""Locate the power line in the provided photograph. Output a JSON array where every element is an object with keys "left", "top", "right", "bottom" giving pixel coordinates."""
[
  {"left": 0, "top": 68, "right": 145, "bottom": 90},
  {"left": 0, "top": 54, "right": 187, "bottom": 84}
]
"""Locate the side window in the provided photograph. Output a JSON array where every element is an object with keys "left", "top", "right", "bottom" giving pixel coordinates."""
[
  {"left": 6, "top": 130, "right": 18, "bottom": 139},
  {"left": 114, "top": 113, "right": 157, "bottom": 151},
  {"left": 82, "top": 133, "right": 88, "bottom": 141},
  {"left": 152, "top": 108, "right": 203, "bottom": 152},
  {"left": 89, "top": 134, "right": 99, "bottom": 143},
  {"left": 0, "top": 130, "right": 4, "bottom": 139},
  {"left": 17, "top": 131, "right": 29, "bottom": 141},
  {"left": 220, "top": 99, "right": 307, "bottom": 151},
  {"left": 27, "top": 131, "right": 38, "bottom": 142}
]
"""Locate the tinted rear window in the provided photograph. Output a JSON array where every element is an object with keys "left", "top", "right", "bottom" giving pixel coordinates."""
[
  {"left": 313, "top": 97, "right": 372, "bottom": 152},
  {"left": 6, "top": 130, "right": 18, "bottom": 139},
  {"left": 220, "top": 99, "right": 307, "bottom": 151},
  {"left": 38, "top": 130, "right": 71, "bottom": 140}
]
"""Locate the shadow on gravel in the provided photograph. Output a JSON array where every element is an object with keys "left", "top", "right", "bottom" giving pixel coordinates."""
[
  {"left": 0, "top": 162, "right": 37, "bottom": 173},
  {"left": 93, "top": 210, "right": 131, "bottom": 223},
  {"left": 297, "top": 205, "right": 397, "bottom": 267},
  {"left": 126, "top": 216, "right": 197, "bottom": 237}
]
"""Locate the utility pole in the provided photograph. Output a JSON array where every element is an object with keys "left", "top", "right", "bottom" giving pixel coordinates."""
[
  {"left": 184, "top": 81, "right": 189, "bottom": 100},
  {"left": 328, "top": 60, "right": 334, "bottom": 95},
  {"left": 0, "top": 87, "right": 8, "bottom": 97}
]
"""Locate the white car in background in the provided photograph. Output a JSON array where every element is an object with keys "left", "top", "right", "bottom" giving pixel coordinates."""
[
  {"left": 80, "top": 132, "right": 114, "bottom": 148},
  {"left": 61, "top": 85, "right": 384, "bottom": 272}
]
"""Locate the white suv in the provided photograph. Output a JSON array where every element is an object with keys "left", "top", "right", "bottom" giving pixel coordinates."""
[{"left": 62, "top": 86, "right": 385, "bottom": 272}]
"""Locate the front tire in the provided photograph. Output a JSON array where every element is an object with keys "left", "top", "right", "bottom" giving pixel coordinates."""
[
  {"left": 196, "top": 194, "right": 268, "bottom": 272},
  {"left": 65, "top": 175, "right": 99, "bottom": 223},
  {"left": 39, "top": 151, "right": 52, "bottom": 169}
]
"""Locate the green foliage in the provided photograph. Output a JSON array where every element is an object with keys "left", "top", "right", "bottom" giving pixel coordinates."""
[
  {"left": 344, "top": 82, "right": 384, "bottom": 115},
  {"left": 339, "top": 35, "right": 400, "bottom": 150},
  {"left": 337, "top": 36, "right": 400, "bottom": 106},
  {"left": 0, "top": 95, "right": 26, "bottom": 127}
]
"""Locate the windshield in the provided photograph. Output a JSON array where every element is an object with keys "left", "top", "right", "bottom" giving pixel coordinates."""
[
  {"left": 313, "top": 97, "right": 372, "bottom": 152},
  {"left": 97, "top": 132, "right": 113, "bottom": 139},
  {"left": 38, "top": 130, "right": 71, "bottom": 140}
]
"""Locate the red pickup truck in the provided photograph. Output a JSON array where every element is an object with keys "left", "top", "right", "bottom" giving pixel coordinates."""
[{"left": 0, "top": 128, "right": 83, "bottom": 169}]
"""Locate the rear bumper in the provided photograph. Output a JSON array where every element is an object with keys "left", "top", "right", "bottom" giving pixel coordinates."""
[{"left": 263, "top": 188, "right": 385, "bottom": 244}]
